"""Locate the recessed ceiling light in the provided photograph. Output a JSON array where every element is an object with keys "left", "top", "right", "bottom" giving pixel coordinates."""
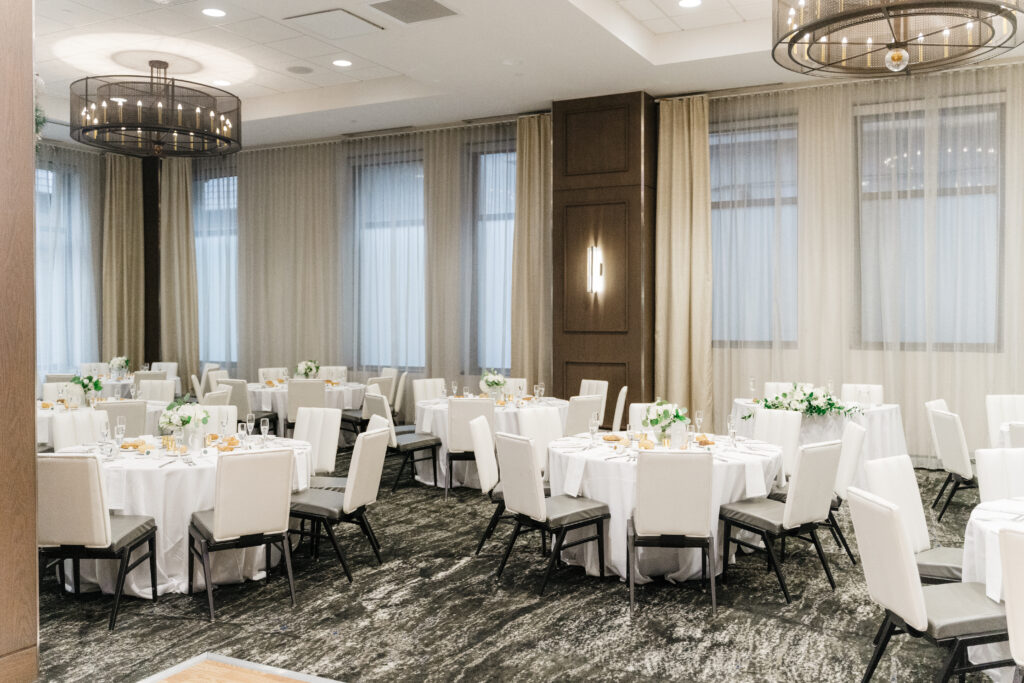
[
  {"left": 202, "top": 8, "right": 226, "bottom": 17},
  {"left": 212, "top": 79, "right": 231, "bottom": 86},
  {"left": 332, "top": 59, "right": 353, "bottom": 67},
  {"left": 678, "top": 0, "right": 701, "bottom": 7}
]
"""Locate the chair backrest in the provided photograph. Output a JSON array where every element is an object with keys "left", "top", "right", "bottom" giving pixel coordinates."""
[
  {"left": 200, "top": 363, "right": 220, "bottom": 393},
  {"left": 924, "top": 398, "right": 950, "bottom": 459},
  {"left": 565, "top": 395, "right": 604, "bottom": 436},
  {"left": 635, "top": 450, "right": 714, "bottom": 537},
  {"left": 930, "top": 409, "right": 974, "bottom": 479},
  {"left": 200, "top": 388, "right": 231, "bottom": 406},
  {"left": 191, "top": 373, "right": 204, "bottom": 399},
  {"left": 45, "top": 373, "right": 74, "bottom": 384},
  {"left": 611, "top": 385, "right": 629, "bottom": 432},
  {"left": 132, "top": 370, "right": 167, "bottom": 391},
  {"left": 139, "top": 379, "right": 175, "bottom": 403},
  {"left": 516, "top": 406, "right": 563, "bottom": 475},
  {"left": 79, "top": 362, "right": 109, "bottom": 377},
  {"left": 212, "top": 450, "right": 294, "bottom": 541},
  {"left": 287, "top": 379, "right": 326, "bottom": 422},
  {"left": 199, "top": 405, "right": 237, "bottom": 435},
  {"left": 783, "top": 440, "right": 842, "bottom": 529},
  {"left": 257, "top": 367, "right": 288, "bottom": 383},
  {"left": 1010, "top": 423, "right": 1024, "bottom": 449},
  {"left": 753, "top": 408, "right": 803, "bottom": 479},
  {"left": 764, "top": 381, "right": 810, "bottom": 398},
  {"left": 93, "top": 400, "right": 147, "bottom": 437},
  {"left": 578, "top": 379, "right": 609, "bottom": 423},
  {"left": 975, "top": 449, "right": 1024, "bottom": 503},
  {"left": 835, "top": 421, "right": 867, "bottom": 499},
  {"left": 413, "top": 378, "right": 445, "bottom": 403},
  {"left": 393, "top": 372, "right": 408, "bottom": 417},
  {"left": 151, "top": 361, "right": 178, "bottom": 378},
  {"left": 343, "top": 427, "right": 390, "bottom": 514},
  {"left": 847, "top": 487, "right": 928, "bottom": 633},
  {"left": 318, "top": 365, "right": 348, "bottom": 382},
  {"left": 294, "top": 407, "right": 343, "bottom": 474},
  {"left": 364, "top": 392, "right": 398, "bottom": 447},
  {"left": 840, "top": 383, "right": 884, "bottom": 405},
  {"left": 361, "top": 382, "right": 382, "bottom": 419},
  {"left": 1000, "top": 528, "right": 1024, "bottom": 666},
  {"left": 469, "top": 415, "right": 499, "bottom": 495},
  {"left": 495, "top": 432, "right": 546, "bottom": 523},
  {"left": 52, "top": 410, "right": 109, "bottom": 451},
  {"left": 367, "top": 376, "right": 394, "bottom": 405},
  {"left": 448, "top": 398, "right": 495, "bottom": 454},
  {"left": 36, "top": 455, "right": 111, "bottom": 547},
  {"left": 863, "top": 454, "right": 931, "bottom": 553},
  {"left": 218, "top": 378, "right": 251, "bottom": 416},
  {"left": 628, "top": 403, "right": 653, "bottom": 430},
  {"left": 381, "top": 367, "right": 399, "bottom": 402},
  {"left": 207, "top": 370, "right": 230, "bottom": 391},
  {"left": 985, "top": 395, "right": 1024, "bottom": 449},
  {"left": 506, "top": 377, "right": 527, "bottom": 395},
  {"left": 42, "top": 382, "right": 85, "bottom": 405}
]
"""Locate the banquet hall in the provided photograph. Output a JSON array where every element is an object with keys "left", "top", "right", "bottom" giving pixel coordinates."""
[{"left": 6, "top": 0, "right": 1024, "bottom": 680}]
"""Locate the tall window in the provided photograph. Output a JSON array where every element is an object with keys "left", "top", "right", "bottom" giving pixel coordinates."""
[
  {"left": 710, "top": 120, "right": 798, "bottom": 344},
  {"left": 193, "top": 170, "right": 238, "bottom": 372},
  {"left": 472, "top": 148, "right": 516, "bottom": 373},
  {"left": 353, "top": 158, "right": 426, "bottom": 369},
  {"left": 857, "top": 101, "right": 1002, "bottom": 347}
]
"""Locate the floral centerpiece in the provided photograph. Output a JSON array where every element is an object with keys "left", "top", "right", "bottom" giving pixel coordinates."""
[
  {"left": 108, "top": 356, "right": 129, "bottom": 376},
  {"left": 642, "top": 400, "right": 690, "bottom": 442},
  {"left": 479, "top": 369, "right": 506, "bottom": 397},
  {"left": 159, "top": 396, "right": 209, "bottom": 433},
  {"left": 297, "top": 360, "right": 320, "bottom": 378},
  {"left": 71, "top": 374, "right": 102, "bottom": 394},
  {"left": 742, "top": 382, "right": 859, "bottom": 420}
]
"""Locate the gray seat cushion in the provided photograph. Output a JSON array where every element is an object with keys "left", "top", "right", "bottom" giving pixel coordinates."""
[
  {"left": 767, "top": 486, "right": 840, "bottom": 510},
  {"left": 917, "top": 546, "right": 964, "bottom": 582},
  {"left": 341, "top": 409, "right": 364, "bottom": 423},
  {"left": 190, "top": 509, "right": 216, "bottom": 542},
  {"left": 289, "top": 488, "right": 346, "bottom": 521},
  {"left": 396, "top": 432, "right": 441, "bottom": 452},
  {"left": 395, "top": 424, "right": 417, "bottom": 434},
  {"left": 310, "top": 475, "right": 347, "bottom": 493},
  {"left": 922, "top": 581, "right": 1006, "bottom": 639},
  {"left": 109, "top": 514, "right": 155, "bottom": 551},
  {"left": 720, "top": 498, "right": 786, "bottom": 534},
  {"left": 545, "top": 494, "right": 609, "bottom": 528}
]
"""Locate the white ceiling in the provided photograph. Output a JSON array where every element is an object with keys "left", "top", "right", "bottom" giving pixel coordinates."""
[{"left": 36, "top": 0, "right": 1015, "bottom": 146}]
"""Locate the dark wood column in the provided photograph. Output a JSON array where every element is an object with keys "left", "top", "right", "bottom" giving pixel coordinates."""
[
  {"left": 551, "top": 92, "right": 657, "bottom": 417},
  {"left": 0, "top": 0, "right": 39, "bottom": 679},
  {"left": 142, "top": 157, "right": 161, "bottom": 364}
]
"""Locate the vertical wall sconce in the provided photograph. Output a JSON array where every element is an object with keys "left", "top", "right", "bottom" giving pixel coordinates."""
[{"left": 587, "top": 245, "right": 604, "bottom": 293}]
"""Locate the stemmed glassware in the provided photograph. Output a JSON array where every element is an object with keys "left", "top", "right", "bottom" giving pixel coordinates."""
[
  {"left": 748, "top": 377, "right": 756, "bottom": 399},
  {"left": 536, "top": 382, "right": 545, "bottom": 398},
  {"left": 114, "top": 416, "right": 126, "bottom": 446},
  {"left": 237, "top": 423, "right": 247, "bottom": 447},
  {"left": 246, "top": 413, "right": 255, "bottom": 442},
  {"left": 260, "top": 417, "right": 270, "bottom": 445},
  {"left": 727, "top": 415, "right": 737, "bottom": 447},
  {"left": 219, "top": 417, "right": 228, "bottom": 442},
  {"left": 588, "top": 411, "right": 600, "bottom": 445},
  {"left": 694, "top": 409, "right": 704, "bottom": 435}
]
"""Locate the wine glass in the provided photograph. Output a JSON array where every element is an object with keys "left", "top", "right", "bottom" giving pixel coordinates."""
[
  {"left": 100, "top": 420, "right": 110, "bottom": 443},
  {"left": 695, "top": 409, "right": 704, "bottom": 435},
  {"left": 246, "top": 412, "right": 255, "bottom": 438},
  {"left": 114, "top": 422, "right": 126, "bottom": 446},
  {"left": 142, "top": 363, "right": 150, "bottom": 372},
  {"left": 219, "top": 417, "right": 228, "bottom": 442},
  {"left": 748, "top": 377, "right": 756, "bottom": 398},
  {"left": 450, "top": 380, "right": 458, "bottom": 398},
  {"left": 727, "top": 415, "right": 737, "bottom": 447},
  {"left": 440, "top": 382, "right": 448, "bottom": 398},
  {"left": 260, "top": 417, "right": 270, "bottom": 444},
  {"left": 533, "top": 384, "right": 540, "bottom": 398},
  {"left": 536, "top": 382, "right": 545, "bottom": 398},
  {"left": 129, "top": 383, "right": 137, "bottom": 400},
  {"left": 588, "top": 411, "right": 600, "bottom": 444},
  {"left": 237, "top": 423, "right": 248, "bottom": 447}
]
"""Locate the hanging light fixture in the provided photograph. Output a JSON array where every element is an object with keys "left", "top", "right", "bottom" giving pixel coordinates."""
[
  {"left": 69, "top": 60, "right": 241, "bottom": 157},
  {"left": 772, "top": 0, "right": 1024, "bottom": 76}
]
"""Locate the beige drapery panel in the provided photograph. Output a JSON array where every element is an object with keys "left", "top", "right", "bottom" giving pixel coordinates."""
[
  {"left": 158, "top": 157, "right": 200, "bottom": 382},
  {"left": 654, "top": 96, "right": 714, "bottom": 420},
  {"left": 101, "top": 154, "right": 144, "bottom": 369},
  {"left": 510, "top": 113, "right": 553, "bottom": 388}
]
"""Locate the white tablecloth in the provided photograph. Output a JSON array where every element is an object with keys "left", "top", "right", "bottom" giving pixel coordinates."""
[
  {"left": 35, "top": 401, "right": 165, "bottom": 446},
  {"left": 962, "top": 497, "right": 1024, "bottom": 682},
  {"left": 547, "top": 435, "right": 782, "bottom": 582},
  {"left": 52, "top": 437, "right": 312, "bottom": 599},
  {"left": 95, "top": 376, "right": 182, "bottom": 398},
  {"left": 247, "top": 382, "right": 365, "bottom": 435},
  {"left": 413, "top": 397, "right": 570, "bottom": 488},
  {"left": 731, "top": 398, "right": 908, "bottom": 487}
]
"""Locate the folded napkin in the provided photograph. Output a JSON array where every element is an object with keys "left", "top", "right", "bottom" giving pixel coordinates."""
[
  {"left": 717, "top": 451, "right": 767, "bottom": 498},
  {"left": 563, "top": 456, "right": 587, "bottom": 497}
]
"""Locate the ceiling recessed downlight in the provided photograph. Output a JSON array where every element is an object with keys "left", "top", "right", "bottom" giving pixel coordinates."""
[
  {"left": 678, "top": 0, "right": 701, "bottom": 7},
  {"left": 212, "top": 79, "right": 231, "bottom": 86},
  {"left": 332, "top": 59, "right": 353, "bottom": 67},
  {"left": 202, "top": 8, "right": 226, "bottom": 17}
]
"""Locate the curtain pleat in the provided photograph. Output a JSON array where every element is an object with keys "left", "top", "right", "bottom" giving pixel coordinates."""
[
  {"left": 158, "top": 157, "right": 200, "bottom": 382},
  {"left": 101, "top": 154, "right": 144, "bottom": 369}
]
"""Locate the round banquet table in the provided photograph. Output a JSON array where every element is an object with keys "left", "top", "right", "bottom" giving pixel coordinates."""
[
  {"left": 414, "top": 397, "right": 570, "bottom": 488},
  {"left": 731, "top": 398, "right": 908, "bottom": 488},
  {"left": 247, "top": 381, "right": 366, "bottom": 435},
  {"left": 547, "top": 434, "right": 782, "bottom": 582},
  {"left": 962, "top": 497, "right": 1024, "bottom": 682},
  {"left": 50, "top": 436, "right": 312, "bottom": 599},
  {"left": 35, "top": 400, "right": 165, "bottom": 447}
]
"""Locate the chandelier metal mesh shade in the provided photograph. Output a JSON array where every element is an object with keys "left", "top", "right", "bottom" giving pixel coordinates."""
[
  {"left": 69, "top": 61, "right": 241, "bottom": 157},
  {"left": 772, "top": 0, "right": 1024, "bottom": 76}
]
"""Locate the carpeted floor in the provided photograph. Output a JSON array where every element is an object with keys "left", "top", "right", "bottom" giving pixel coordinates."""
[{"left": 38, "top": 451, "right": 989, "bottom": 682}]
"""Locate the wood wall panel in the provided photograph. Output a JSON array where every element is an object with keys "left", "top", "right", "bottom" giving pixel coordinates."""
[
  {"left": 0, "top": 1, "right": 39, "bottom": 680},
  {"left": 552, "top": 92, "right": 656, "bottom": 424}
]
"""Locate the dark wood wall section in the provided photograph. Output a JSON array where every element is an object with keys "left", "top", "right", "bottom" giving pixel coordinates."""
[
  {"left": 142, "top": 157, "right": 161, "bottom": 365},
  {"left": 552, "top": 92, "right": 657, "bottom": 419}
]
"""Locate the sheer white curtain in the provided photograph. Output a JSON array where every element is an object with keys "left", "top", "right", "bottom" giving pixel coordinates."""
[
  {"left": 158, "top": 157, "right": 200, "bottom": 382},
  {"left": 710, "top": 64, "right": 1024, "bottom": 458},
  {"left": 193, "top": 156, "right": 238, "bottom": 375},
  {"left": 34, "top": 144, "right": 103, "bottom": 379}
]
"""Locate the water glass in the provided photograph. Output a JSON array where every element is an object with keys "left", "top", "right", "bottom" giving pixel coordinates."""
[
  {"left": 237, "top": 423, "right": 247, "bottom": 446},
  {"left": 260, "top": 417, "right": 270, "bottom": 443},
  {"left": 142, "top": 363, "right": 150, "bottom": 372},
  {"left": 727, "top": 416, "right": 737, "bottom": 447},
  {"left": 117, "top": 415, "right": 126, "bottom": 432},
  {"left": 246, "top": 412, "right": 255, "bottom": 437},
  {"left": 114, "top": 423, "right": 126, "bottom": 446},
  {"left": 219, "top": 418, "right": 228, "bottom": 440},
  {"left": 440, "top": 383, "right": 448, "bottom": 398},
  {"left": 588, "top": 411, "right": 600, "bottom": 444},
  {"left": 450, "top": 381, "right": 458, "bottom": 398},
  {"left": 748, "top": 377, "right": 756, "bottom": 398},
  {"left": 533, "top": 384, "right": 541, "bottom": 397},
  {"left": 129, "top": 384, "right": 137, "bottom": 400},
  {"left": 100, "top": 421, "right": 110, "bottom": 443},
  {"left": 694, "top": 409, "right": 704, "bottom": 434},
  {"left": 463, "top": 386, "right": 471, "bottom": 398},
  {"left": 536, "top": 382, "right": 545, "bottom": 398}
]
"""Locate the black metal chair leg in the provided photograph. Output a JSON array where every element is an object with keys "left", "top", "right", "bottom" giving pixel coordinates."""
[
  {"left": 358, "top": 513, "right": 382, "bottom": 564},
  {"left": 779, "top": 536, "right": 786, "bottom": 564},
  {"left": 323, "top": 522, "right": 353, "bottom": 583},
  {"left": 108, "top": 549, "right": 130, "bottom": 630},
  {"left": 762, "top": 532, "right": 791, "bottom": 604},
  {"left": 861, "top": 615, "right": 895, "bottom": 683},
  {"left": 596, "top": 519, "right": 606, "bottom": 579},
  {"left": 937, "top": 640, "right": 964, "bottom": 683},
  {"left": 363, "top": 512, "right": 382, "bottom": 554},
  {"left": 476, "top": 502, "right": 505, "bottom": 555},
  {"left": 810, "top": 529, "right": 836, "bottom": 589},
  {"left": 721, "top": 521, "right": 731, "bottom": 585},
  {"left": 496, "top": 520, "right": 522, "bottom": 578},
  {"left": 187, "top": 534, "right": 195, "bottom": 595},
  {"left": 391, "top": 452, "right": 409, "bottom": 493},
  {"left": 73, "top": 557, "right": 81, "bottom": 595},
  {"left": 937, "top": 479, "right": 960, "bottom": 522},
  {"left": 148, "top": 536, "right": 158, "bottom": 601},
  {"left": 829, "top": 511, "right": 857, "bottom": 565},
  {"left": 627, "top": 524, "right": 636, "bottom": 618},
  {"left": 431, "top": 446, "right": 438, "bottom": 487},
  {"left": 707, "top": 538, "right": 717, "bottom": 616},
  {"left": 539, "top": 527, "right": 568, "bottom": 596},
  {"left": 281, "top": 534, "right": 297, "bottom": 608},
  {"left": 932, "top": 473, "right": 953, "bottom": 509},
  {"left": 446, "top": 454, "right": 453, "bottom": 501},
  {"left": 200, "top": 540, "right": 216, "bottom": 621},
  {"left": 57, "top": 558, "right": 66, "bottom": 594}
]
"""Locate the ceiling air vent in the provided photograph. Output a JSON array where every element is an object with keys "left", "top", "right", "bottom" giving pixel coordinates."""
[
  {"left": 370, "top": 0, "right": 456, "bottom": 23},
  {"left": 282, "top": 9, "right": 384, "bottom": 40}
]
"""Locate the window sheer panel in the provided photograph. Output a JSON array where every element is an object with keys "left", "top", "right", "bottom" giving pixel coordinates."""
[
  {"left": 474, "top": 148, "right": 515, "bottom": 373},
  {"left": 35, "top": 145, "right": 104, "bottom": 381}
]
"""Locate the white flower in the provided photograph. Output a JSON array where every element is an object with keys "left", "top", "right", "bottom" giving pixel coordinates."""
[
  {"left": 481, "top": 370, "right": 506, "bottom": 389},
  {"left": 109, "top": 356, "right": 128, "bottom": 371}
]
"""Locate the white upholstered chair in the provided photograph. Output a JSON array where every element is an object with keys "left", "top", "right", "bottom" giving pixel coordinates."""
[
  {"left": 928, "top": 408, "right": 977, "bottom": 521},
  {"left": 841, "top": 383, "right": 884, "bottom": 405},
  {"left": 381, "top": 367, "right": 399, "bottom": 403},
  {"left": 286, "top": 379, "right": 325, "bottom": 430},
  {"left": 627, "top": 403, "right": 653, "bottom": 431},
  {"left": 506, "top": 377, "right": 527, "bottom": 395},
  {"left": 79, "top": 362, "right": 109, "bottom": 377},
  {"left": 132, "top": 370, "right": 167, "bottom": 393},
  {"left": 44, "top": 373, "right": 75, "bottom": 384},
  {"left": 494, "top": 432, "right": 610, "bottom": 595},
  {"left": 52, "top": 410, "right": 109, "bottom": 451},
  {"left": 393, "top": 371, "right": 408, "bottom": 421},
  {"left": 986, "top": 395, "right": 1024, "bottom": 448},
  {"left": 469, "top": 415, "right": 506, "bottom": 555},
  {"left": 37, "top": 454, "right": 157, "bottom": 630},
  {"left": 318, "top": 365, "right": 348, "bottom": 382},
  {"left": 367, "top": 376, "right": 394, "bottom": 406},
  {"left": 446, "top": 398, "right": 495, "bottom": 499},
  {"left": 294, "top": 407, "right": 343, "bottom": 475},
  {"left": 43, "top": 382, "right": 85, "bottom": 405},
  {"left": 197, "top": 405, "right": 237, "bottom": 436},
  {"left": 1000, "top": 528, "right": 1024, "bottom": 669},
  {"left": 975, "top": 449, "right": 1024, "bottom": 503},
  {"left": 610, "top": 386, "right": 628, "bottom": 432},
  {"left": 754, "top": 408, "right": 803, "bottom": 482},
  {"left": 257, "top": 367, "right": 288, "bottom": 383},
  {"left": 412, "top": 378, "right": 445, "bottom": 404},
  {"left": 363, "top": 393, "right": 441, "bottom": 492},
  {"left": 517, "top": 406, "right": 563, "bottom": 477},
  {"left": 565, "top": 395, "right": 603, "bottom": 437},
  {"left": 864, "top": 454, "right": 963, "bottom": 583},
  {"left": 190, "top": 374, "right": 204, "bottom": 400},
  {"left": 150, "top": 362, "right": 178, "bottom": 381},
  {"left": 187, "top": 450, "right": 296, "bottom": 620},
  {"left": 206, "top": 370, "right": 230, "bottom": 392},
  {"left": 139, "top": 380, "right": 174, "bottom": 403},
  {"left": 1009, "top": 423, "right": 1024, "bottom": 448},
  {"left": 199, "top": 363, "right": 219, "bottom": 394},
  {"left": 199, "top": 389, "right": 230, "bottom": 406},
  {"left": 629, "top": 450, "right": 717, "bottom": 616},
  {"left": 219, "top": 378, "right": 276, "bottom": 433},
  {"left": 93, "top": 400, "right": 147, "bottom": 438},
  {"left": 578, "top": 379, "right": 609, "bottom": 424}
]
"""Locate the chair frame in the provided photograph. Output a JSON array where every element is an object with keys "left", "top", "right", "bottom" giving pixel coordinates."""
[
  {"left": 628, "top": 519, "right": 716, "bottom": 616},
  {"left": 289, "top": 503, "right": 381, "bottom": 570},
  {"left": 39, "top": 528, "right": 157, "bottom": 630},
  {"left": 931, "top": 471, "right": 978, "bottom": 522}
]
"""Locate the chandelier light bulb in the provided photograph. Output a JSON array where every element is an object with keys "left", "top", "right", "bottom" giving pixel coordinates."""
[{"left": 884, "top": 46, "right": 910, "bottom": 71}]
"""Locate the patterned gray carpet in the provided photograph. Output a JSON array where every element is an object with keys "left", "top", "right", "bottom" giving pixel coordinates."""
[{"left": 37, "top": 452, "right": 988, "bottom": 682}]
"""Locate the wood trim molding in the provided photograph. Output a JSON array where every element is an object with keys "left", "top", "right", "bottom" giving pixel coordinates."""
[{"left": 0, "top": 646, "right": 38, "bottom": 683}]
